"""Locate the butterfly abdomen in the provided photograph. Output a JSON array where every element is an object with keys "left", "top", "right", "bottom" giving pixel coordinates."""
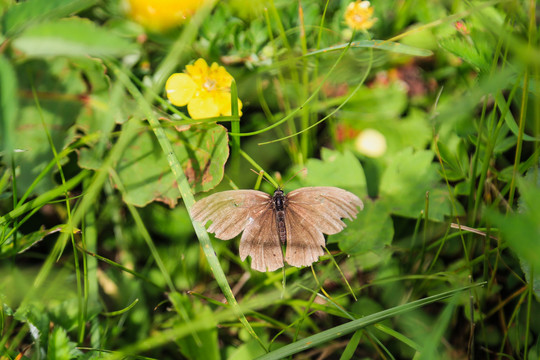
[
  {"left": 276, "top": 211, "right": 287, "bottom": 244},
  {"left": 272, "top": 190, "right": 288, "bottom": 244}
]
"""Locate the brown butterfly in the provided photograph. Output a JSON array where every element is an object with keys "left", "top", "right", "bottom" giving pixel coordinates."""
[{"left": 191, "top": 187, "right": 363, "bottom": 272}]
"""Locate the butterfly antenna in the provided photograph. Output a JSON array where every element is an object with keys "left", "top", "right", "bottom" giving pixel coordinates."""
[{"left": 281, "top": 167, "right": 308, "bottom": 189}]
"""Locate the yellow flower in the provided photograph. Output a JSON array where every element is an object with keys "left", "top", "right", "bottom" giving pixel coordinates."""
[
  {"left": 124, "top": 0, "right": 202, "bottom": 32},
  {"left": 166, "top": 59, "right": 243, "bottom": 119},
  {"left": 344, "top": 1, "right": 376, "bottom": 30}
]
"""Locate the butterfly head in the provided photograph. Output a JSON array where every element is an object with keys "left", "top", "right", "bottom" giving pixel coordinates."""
[
  {"left": 273, "top": 188, "right": 284, "bottom": 197},
  {"left": 272, "top": 188, "right": 286, "bottom": 211}
]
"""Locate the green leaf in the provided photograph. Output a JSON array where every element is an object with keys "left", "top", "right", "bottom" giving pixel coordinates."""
[
  {"left": 12, "top": 304, "right": 50, "bottom": 354},
  {"left": 169, "top": 292, "right": 220, "bottom": 360},
  {"left": 496, "top": 92, "right": 540, "bottom": 142},
  {"left": 379, "top": 148, "right": 460, "bottom": 220},
  {"left": 340, "top": 330, "right": 362, "bottom": 360},
  {"left": 1, "top": 0, "right": 96, "bottom": 37},
  {"left": 289, "top": 148, "right": 366, "bottom": 195},
  {"left": 490, "top": 166, "right": 540, "bottom": 299},
  {"left": 254, "top": 283, "right": 484, "bottom": 360},
  {"left": 342, "top": 83, "right": 408, "bottom": 122},
  {"left": 48, "top": 326, "right": 82, "bottom": 360},
  {"left": 225, "top": 337, "right": 269, "bottom": 359},
  {"left": 10, "top": 59, "right": 84, "bottom": 195},
  {"left": 439, "top": 36, "right": 489, "bottom": 73},
  {"left": 436, "top": 140, "right": 468, "bottom": 181},
  {"left": 488, "top": 177, "right": 540, "bottom": 269},
  {"left": 115, "top": 121, "right": 229, "bottom": 207},
  {"left": 12, "top": 17, "right": 139, "bottom": 57},
  {"left": 0, "top": 224, "right": 77, "bottom": 258},
  {"left": 344, "top": 107, "right": 432, "bottom": 159},
  {"left": 334, "top": 199, "right": 393, "bottom": 255},
  {"left": 0, "top": 55, "right": 18, "bottom": 160},
  {"left": 308, "top": 40, "right": 433, "bottom": 57},
  {"left": 520, "top": 258, "right": 540, "bottom": 300},
  {"left": 518, "top": 163, "right": 540, "bottom": 299},
  {"left": 435, "top": 69, "right": 514, "bottom": 132},
  {"left": 417, "top": 299, "right": 456, "bottom": 359}
]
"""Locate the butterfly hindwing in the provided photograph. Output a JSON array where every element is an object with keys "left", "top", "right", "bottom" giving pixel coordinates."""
[
  {"left": 239, "top": 207, "right": 284, "bottom": 272},
  {"left": 283, "top": 205, "right": 325, "bottom": 267}
]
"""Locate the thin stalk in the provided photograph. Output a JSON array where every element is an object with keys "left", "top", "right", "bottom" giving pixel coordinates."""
[{"left": 111, "top": 62, "right": 266, "bottom": 351}]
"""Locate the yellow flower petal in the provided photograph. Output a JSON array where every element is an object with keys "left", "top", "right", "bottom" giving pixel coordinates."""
[
  {"left": 166, "top": 73, "right": 197, "bottom": 106},
  {"left": 166, "top": 58, "right": 242, "bottom": 119},
  {"left": 125, "top": 0, "right": 202, "bottom": 32},
  {"left": 186, "top": 58, "right": 209, "bottom": 86},
  {"left": 214, "top": 92, "right": 243, "bottom": 117},
  {"left": 345, "top": 1, "right": 376, "bottom": 30},
  {"left": 212, "top": 66, "right": 233, "bottom": 89},
  {"left": 187, "top": 93, "right": 220, "bottom": 119}
]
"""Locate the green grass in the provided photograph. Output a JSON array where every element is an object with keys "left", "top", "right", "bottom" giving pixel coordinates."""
[{"left": 1, "top": 0, "right": 539, "bottom": 359}]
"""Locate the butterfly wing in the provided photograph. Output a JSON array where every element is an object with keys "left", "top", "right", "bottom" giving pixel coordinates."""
[
  {"left": 284, "top": 187, "right": 363, "bottom": 267},
  {"left": 239, "top": 208, "right": 284, "bottom": 272},
  {"left": 283, "top": 205, "right": 326, "bottom": 267},
  {"left": 287, "top": 187, "right": 363, "bottom": 234},
  {"left": 191, "top": 190, "right": 271, "bottom": 240}
]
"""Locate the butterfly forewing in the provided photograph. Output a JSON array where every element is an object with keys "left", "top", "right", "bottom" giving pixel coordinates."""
[
  {"left": 239, "top": 207, "right": 283, "bottom": 272},
  {"left": 283, "top": 187, "right": 363, "bottom": 267},
  {"left": 191, "top": 190, "right": 271, "bottom": 240},
  {"left": 287, "top": 187, "right": 363, "bottom": 235}
]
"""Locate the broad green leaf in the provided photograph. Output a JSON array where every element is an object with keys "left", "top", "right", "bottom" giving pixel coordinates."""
[
  {"left": 288, "top": 148, "right": 366, "bottom": 195},
  {"left": 1, "top": 0, "right": 96, "bottom": 36},
  {"left": 518, "top": 164, "right": 540, "bottom": 299},
  {"left": 488, "top": 178, "right": 540, "bottom": 270},
  {"left": 333, "top": 199, "right": 393, "bottom": 255},
  {"left": 491, "top": 166, "right": 540, "bottom": 299},
  {"left": 379, "top": 148, "right": 460, "bottom": 220},
  {"left": 343, "top": 107, "right": 432, "bottom": 159},
  {"left": 436, "top": 140, "right": 468, "bottom": 181},
  {"left": 9, "top": 57, "right": 89, "bottom": 195},
  {"left": 226, "top": 338, "right": 269, "bottom": 360},
  {"left": 48, "top": 326, "right": 82, "bottom": 360},
  {"left": 12, "top": 304, "right": 50, "bottom": 352},
  {"left": 13, "top": 18, "right": 139, "bottom": 57},
  {"left": 115, "top": 121, "right": 229, "bottom": 207},
  {"left": 341, "top": 83, "right": 408, "bottom": 122}
]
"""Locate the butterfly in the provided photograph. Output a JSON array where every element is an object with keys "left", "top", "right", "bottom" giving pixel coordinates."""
[{"left": 191, "top": 187, "right": 363, "bottom": 272}]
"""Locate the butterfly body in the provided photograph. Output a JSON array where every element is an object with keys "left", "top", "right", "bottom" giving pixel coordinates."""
[
  {"left": 191, "top": 187, "right": 363, "bottom": 272},
  {"left": 272, "top": 189, "right": 288, "bottom": 244}
]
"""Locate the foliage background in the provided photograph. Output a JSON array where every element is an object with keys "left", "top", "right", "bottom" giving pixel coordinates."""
[{"left": 0, "top": 0, "right": 539, "bottom": 359}]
